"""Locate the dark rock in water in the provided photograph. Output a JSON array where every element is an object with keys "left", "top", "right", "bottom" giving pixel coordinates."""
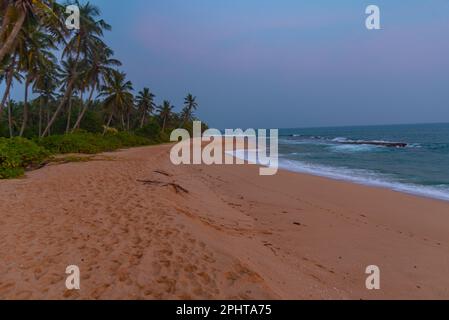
[{"left": 344, "top": 141, "right": 408, "bottom": 148}]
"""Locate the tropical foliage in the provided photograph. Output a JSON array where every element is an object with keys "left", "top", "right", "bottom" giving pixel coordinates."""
[{"left": 0, "top": 1, "right": 204, "bottom": 178}]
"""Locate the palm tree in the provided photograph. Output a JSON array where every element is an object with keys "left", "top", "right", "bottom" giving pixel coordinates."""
[
  {"left": 158, "top": 100, "right": 174, "bottom": 132},
  {"left": 16, "top": 23, "right": 57, "bottom": 136},
  {"left": 180, "top": 93, "right": 198, "bottom": 127},
  {"left": 42, "top": 1, "right": 111, "bottom": 137},
  {"left": 7, "top": 96, "right": 14, "bottom": 137},
  {"left": 33, "top": 65, "right": 58, "bottom": 137},
  {"left": 136, "top": 88, "right": 155, "bottom": 128},
  {"left": 0, "top": 53, "right": 22, "bottom": 120},
  {"left": 72, "top": 43, "right": 121, "bottom": 131},
  {"left": 0, "top": 1, "right": 204, "bottom": 140},
  {"left": 98, "top": 70, "right": 133, "bottom": 132},
  {"left": 0, "top": 2, "right": 12, "bottom": 41},
  {"left": 58, "top": 57, "right": 84, "bottom": 133},
  {"left": 1, "top": 60, "right": 22, "bottom": 137},
  {"left": 124, "top": 95, "right": 134, "bottom": 131},
  {"left": 0, "top": 0, "right": 65, "bottom": 63}
]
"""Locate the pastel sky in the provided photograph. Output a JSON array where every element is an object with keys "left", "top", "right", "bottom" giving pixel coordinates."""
[{"left": 8, "top": 0, "right": 449, "bottom": 128}]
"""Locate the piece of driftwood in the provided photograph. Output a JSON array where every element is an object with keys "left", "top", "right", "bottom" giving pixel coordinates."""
[
  {"left": 26, "top": 161, "right": 50, "bottom": 171},
  {"left": 137, "top": 179, "right": 189, "bottom": 194},
  {"left": 153, "top": 170, "right": 172, "bottom": 177}
]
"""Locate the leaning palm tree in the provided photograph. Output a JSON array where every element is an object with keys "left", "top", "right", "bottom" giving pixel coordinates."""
[
  {"left": 135, "top": 88, "right": 156, "bottom": 128},
  {"left": 58, "top": 57, "right": 85, "bottom": 133},
  {"left": 0, "top": 1, "right": 11, "bottom": 40},
  {"left": 158, "top": 100, "right": 174, "bottom": 132},
  {"left": 98, "top": 70, "right": 133, "bottom": 132},
  {"left": 16, "top": 22, "right": 57, "bottom": 136},
  {"left": 180, "top": 93, "right": 198, "bottom": 127},
  {"left": 72, "top": 43, "right": 121, "bottom": 131},
  {"left": 33, "top": 64, "right": 59, "bottom": 137},
  {"left": 0, "top": 64, "right": 23, "bottom": 137},
  {"left": 123, "top": 95, "right": 134, "bottom": 131},
  {"left": 42, "top": 1, "right": 111, "bottom": 137},
  {"left": 0, "top": 0, "right": 65, "bottom": 63},
  {"left": 0, "top": 53, "right": 22, "bottom": 120}
]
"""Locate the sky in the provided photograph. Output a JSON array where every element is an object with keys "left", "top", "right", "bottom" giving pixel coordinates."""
[{"left": 6, "top": 0, "right": 449, "bottom": 129}]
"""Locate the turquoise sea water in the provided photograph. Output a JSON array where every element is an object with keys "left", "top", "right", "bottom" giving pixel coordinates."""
[{"left": 278, "top": 123, "right": 449, "bottom": 201}]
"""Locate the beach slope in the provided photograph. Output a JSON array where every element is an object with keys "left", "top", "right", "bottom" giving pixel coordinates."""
[{"left": 1, "top": 144, "right": 449, "bottom": 299}]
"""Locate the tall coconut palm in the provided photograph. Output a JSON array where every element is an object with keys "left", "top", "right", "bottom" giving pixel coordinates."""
[
  {"left": 33, "top": 64, "right": 59, "bottom": 137},
  {"left": 16, "top": 23, "right": 57, "bottom": 136},
  {"left": 0, "top": 53, "right": 22, "bottom": 119},
  {"left": 158, "top": 100, "right": 174, "bottom": 132},
  {"left": 124, "top": 95, "right": 134, "bottom": 131},
  {"left": 180, "top": 93, "right": 198, "bottom": 127},
  {"left": 0, "top": 0, "right": 65, "bottom": 63},
  {"left": 98, "top": 70, "right": 133, "bottom": 132},
  {"left": 7, "top": 96, "right": 14, "bottom": 137},
  {"left": 72, "top": 43, "right": 121, "bottom": 131},
  {"left": 58, "top": 57, "right": 85, "bottom": 133},
  {"left": 42, "top": 1, "right": 111, "bottom": 137},
  {"left": 136, "top": 88, "right": 155, "bottom": 128}
]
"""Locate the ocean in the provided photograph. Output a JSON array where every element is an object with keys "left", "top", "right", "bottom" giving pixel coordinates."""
[{"left": 277, "top": 123, "right": 449, "bottom": 202}]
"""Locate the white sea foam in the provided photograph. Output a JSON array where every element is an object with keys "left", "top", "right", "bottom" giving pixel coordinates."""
[
  {"left": 226, "top": 147, "right": 449, "bottom": 202},
  {"left": 277, "top": 159, "right": 449, "bottom": 202},
  {"left": 330, "top": 144, "right": 382, "bottom": 153},
  {"left": 332, "top": 137, "right": 349, "bottom": 143}
]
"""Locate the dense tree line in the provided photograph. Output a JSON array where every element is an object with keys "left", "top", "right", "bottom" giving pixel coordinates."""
[{"left": 0, "top": 1, "right": 201, "bottom": 139}]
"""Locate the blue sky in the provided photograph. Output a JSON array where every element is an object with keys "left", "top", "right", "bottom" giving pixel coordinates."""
[{"left": 6, "top": 0, "right": 449, "bottom": 128}]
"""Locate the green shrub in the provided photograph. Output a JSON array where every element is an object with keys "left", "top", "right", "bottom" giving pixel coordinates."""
[
  {"left": 0, "top": 137, "right": 50, "bottom": 179},
  {"left": 135, "top": 121, "right": 161, "bottom": 140},
  {"left": 158, "top": 131, "right": 170, "bottom": 143},
  {"left": 37, "top": 132, "right": 103, "bottom": 154},
  {"left": 37, "top": 132, "right": 153, "bottom": 155},
  {"left": 0, "top": 132, "right": 155, "bottom": 179}
]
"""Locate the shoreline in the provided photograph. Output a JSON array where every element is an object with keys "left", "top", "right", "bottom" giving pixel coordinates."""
[
  {"left": 276, "top": 160, "right": 449, "bottom": 204},
  {"left": 228, "top": 147, "right": 449, "bottom": 203},
  {"left": 1, "top": 144, "right": 449, "bottom": 299}
]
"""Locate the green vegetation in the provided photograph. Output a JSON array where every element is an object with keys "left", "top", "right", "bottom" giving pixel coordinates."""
[
  {"left": 37, "top": 131, "right": 155, "bottom": 154},
  {"left": 0, "top": 137, "right": 49, "bottom": 178},
  {"left": 0, "top": 1, "right": 207, "bottom": 179},
  {"left": 0, "top": 131, "right": 165, "bottom": 179}
]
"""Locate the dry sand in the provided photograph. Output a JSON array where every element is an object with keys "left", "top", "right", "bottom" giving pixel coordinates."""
[{"left": 1, "top": 144, "right": 449, "bottom": 299}]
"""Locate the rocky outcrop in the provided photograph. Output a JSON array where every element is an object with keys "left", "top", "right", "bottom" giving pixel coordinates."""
[{"left": 344, "top": 141, "right": 408, "bottom": 148}]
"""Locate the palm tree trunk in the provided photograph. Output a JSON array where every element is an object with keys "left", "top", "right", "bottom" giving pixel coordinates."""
[
  {"left": 46, "top": 107, "right": 51, "bottom": 136},
  {"left": 140, "top": 111, "right": 146, "bottom": 128},
  {"left": 19, "top": 78, "right": 30, "bottom": 137},
  {"left": 106, "top": 113, "right": 113, "bottom": 127},
  {"left": 121, "top": 113, "right": 125, "bottom": 130},
  {"left": 41, "top": 48, "right": 81, "bottom": 137},
  {"left": 162, "top": 117, "right": 167, "bottom": 132},
  {"left": 0, "top": 7, "right": 11, "bottom": 41},
  {"left": 103, "top": 113, "right": 114, "bottom": 135},
  {"left": 127, "top": 112, "right": 130, "bottom": 131},
  {"left": 72, "top": 84, "right": 95, "bottom": 131},
  {"left": 0, "top": 66, "right": 13, "bottom": 120},
  {"left": 42, "top": 76, "right": 74, "bottom": 137},
  {"left": 65, "top": 96, "right": 72, "bottom": 134},
  {"left": 76, "top": 91, "right": 83, "bottom": 120},
  {"left": 38, "top": 97, "right": 43, "bottom": 137},
  {"left": 0, "top": 9, "right": 26, "bottom": 63},
  {"left": 8, "top": 95, "right": 13, "bottom": 138}
]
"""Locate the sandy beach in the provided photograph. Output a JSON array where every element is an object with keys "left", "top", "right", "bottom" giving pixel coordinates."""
[{"left": 1, "top": 143, "right": 449, "bottom": 300}]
